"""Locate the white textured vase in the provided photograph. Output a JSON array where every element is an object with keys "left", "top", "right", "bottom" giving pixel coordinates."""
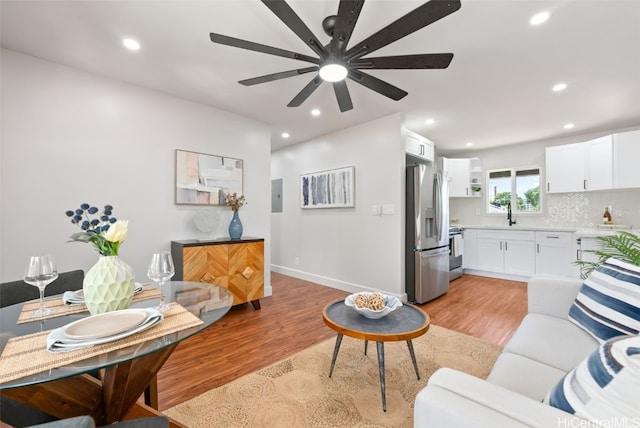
[{"left": 83, "top": 255, "right": 135, "bottom": 315}]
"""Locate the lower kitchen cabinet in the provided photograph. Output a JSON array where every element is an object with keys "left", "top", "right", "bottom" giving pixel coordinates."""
[
  {"left": 476, "top": 230, "right": 536, "bottom": 276},
  {"left": 464, "top": 228, "right": 576, "bottom": 279},
  {"left": 535, "top": 231, "right": 574, "bottom": 277},
  {"left": 462, "top": 229, "right": 478, "bottom": 269},
  {"left": 172, "top": 238, "right": 264, "bottom": 308}
]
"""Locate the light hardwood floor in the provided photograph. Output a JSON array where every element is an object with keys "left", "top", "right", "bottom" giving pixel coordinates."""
[{"left": 157, "top": 272, "right": 528, "bottom": 410}]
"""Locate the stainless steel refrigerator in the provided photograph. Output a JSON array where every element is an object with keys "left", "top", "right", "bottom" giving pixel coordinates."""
[{"left": 406, "top": 161, "right": 450, "bottom": 303}]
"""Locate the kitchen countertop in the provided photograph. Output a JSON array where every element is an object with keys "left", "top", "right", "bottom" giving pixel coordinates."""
[
  {"left": 457, "top": 224, "right": 637, "bottom": 237},
  {"left": 458, "top": 224, "right": 577, "bottom": 233}
]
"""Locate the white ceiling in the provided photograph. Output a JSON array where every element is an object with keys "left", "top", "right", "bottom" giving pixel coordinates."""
[{"left": 2, "top": 0, "right": 640, "bottom": 154}]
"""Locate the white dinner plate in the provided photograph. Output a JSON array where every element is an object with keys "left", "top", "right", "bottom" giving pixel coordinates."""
[{"left": 63, "top": 309, "right": 148, "bottom": 340}]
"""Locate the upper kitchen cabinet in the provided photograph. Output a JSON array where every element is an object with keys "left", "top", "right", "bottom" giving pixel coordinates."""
[
  {"left": 545, "top": 136, "right": 613, "bottom": 193},
  {"left": 405, "top": 130, "right": 434, "bottom": 163},
  {"left": 613, "top": 129, "right": 640, "bottom": 189},
  {"left": 445, "top": 157, "right": 482, "bottom": 197}
]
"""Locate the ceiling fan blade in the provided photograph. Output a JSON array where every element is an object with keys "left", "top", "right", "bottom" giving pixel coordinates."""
[
  {"left": 239, "top": 67, "right": 319, "bottom": 86},
  {"left": 261, "top": 0, "right": 327, "bottom": 58},
  {"left": 333, "top": 80, "right": 353, "bottom": 112},
  {"left": 287, "top": 76, "right": 323, "bottom": 107},
  {"left": 329, "top": 0, "right": 365, "bottom": 55},
  {"left": 351, "top": 53, "right": 454, "bottom": 69},
  {"left": 210, "top": 33, "right": 319, "bottom": 64},
  {"left": 345, "top": 0, "right": 461, "bottom": 61},
  {"left": 348, "top": 70, "right": 408, "bottom": 101}
]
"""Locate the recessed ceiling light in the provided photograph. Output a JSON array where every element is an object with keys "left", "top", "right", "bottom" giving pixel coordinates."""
[
  {"left": 281, "top": 132, "right": 290, "bottom": 138},
  {"left": 122, "top": 38, "right": 141, "bottom": 51},
  {"left": 552, "top": 83, "right": 567, "bottom": 92},
  {"left": 425, "top": 118, "right": 435, "bottom": 125},
  {"left": 465, "top": 142, "right": 473, "bottom": 147},
  {"left": 564, "top": 123, "right": 575, "bottom": 129},
  {"left": 530, "top": 11, "right": 550, "bottom": 26},
  {"left": 311, "top": 109, "right": 321, "bottom": 117}
]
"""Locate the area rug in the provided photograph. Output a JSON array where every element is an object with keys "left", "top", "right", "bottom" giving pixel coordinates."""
[{"left": 164, "top": 325, "right": 502, "bottom": 427}]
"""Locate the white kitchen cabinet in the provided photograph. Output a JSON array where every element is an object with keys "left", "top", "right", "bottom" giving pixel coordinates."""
[
  {"left": 584, "top": 135, "right": 613, "bottom": 191},
  {"left": 445, "top": 158, "right": 482, "bottom": 197},
  {"left": 613, "top": 129, "right": 640, "bottom": 189},
  {"left": 462, "top": 228, "right": 477, "bottom": 269},
  {"left": 405, "top": 130, "right": 434, "bottom": 162},
  {"left": 476, "top": 230, "right": 535, "bottom": 276},
  {"left": 535, "top": 231, "right": 573, "bottom": 277},
  {"left": 546, "top": 143, "right": 585, "bottom": 193},
  {"left": 577, "top": 236, "right": 601, "bottom": 278},
  {"left": 545, "top": 136, "right": 613, "bottom": 193}
]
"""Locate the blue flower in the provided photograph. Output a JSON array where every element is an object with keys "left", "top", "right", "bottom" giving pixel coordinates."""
[{"left": 64, "top": 203, "right": 125, "bottom": 256}]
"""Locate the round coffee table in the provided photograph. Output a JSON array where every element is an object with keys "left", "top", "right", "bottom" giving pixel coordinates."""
[{"left": 322, "top": 299, "right": 430, "bottom": 411}]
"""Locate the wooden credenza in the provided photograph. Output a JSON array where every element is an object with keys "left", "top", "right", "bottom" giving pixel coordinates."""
[{"left": 171, "top": 238, "right": 264, "bottom": 309}]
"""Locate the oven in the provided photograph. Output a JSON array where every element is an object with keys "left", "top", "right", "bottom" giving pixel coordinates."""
[{"left": 449, "top": 226, "right": 463, "bottom": 281}]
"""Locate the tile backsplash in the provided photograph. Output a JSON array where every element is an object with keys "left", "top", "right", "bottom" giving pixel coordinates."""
[{"left": 450, "top": 189, "right": 640, "bottom": 229}]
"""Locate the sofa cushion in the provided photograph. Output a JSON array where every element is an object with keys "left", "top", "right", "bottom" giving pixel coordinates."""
[
  {"left": 545, "top": 334, "right": 640, "bottom": 423},
  {"left": 569, "top": 258, "right": 640, "bottom": 343},
  {"left": 487, "top": 352, "right": 567, "bottom": 400},
  {"left": 504, "top": 314, "right": 599, "bottom": 372}
]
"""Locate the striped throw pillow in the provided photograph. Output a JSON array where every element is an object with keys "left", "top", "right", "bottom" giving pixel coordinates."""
[
  {"left": 545, "top": 334, "right": 640, "bottom": 422},
  {"left": 569, "top": 258, "right": 640, "bottom": 343}
]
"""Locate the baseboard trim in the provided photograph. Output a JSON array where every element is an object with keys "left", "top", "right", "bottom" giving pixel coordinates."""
[
  {"left": 271, "top": 264, "right": 407, "bottom": 301},
  {"left": 463, "top": 269, "right": 530, "bottom": 282}
]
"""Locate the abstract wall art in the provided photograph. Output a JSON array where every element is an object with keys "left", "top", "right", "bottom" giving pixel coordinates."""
[
  {"left": 300, "top": 166, "right": 355, "bottom": 209},
  {"left": 175, "top": 149, "right": 243, "bottom": 205}
]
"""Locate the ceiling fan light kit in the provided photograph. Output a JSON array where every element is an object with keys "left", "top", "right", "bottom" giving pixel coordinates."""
[
  {"left": 319, "top": 62, "right": 348, "bottom": 82},
  {"left": 209, "top": 0, "right": 461, "bottom": 112}
]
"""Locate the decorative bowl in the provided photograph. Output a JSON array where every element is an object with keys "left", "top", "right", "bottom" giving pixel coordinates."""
[{"left": 344, "top": 292, "right": 403, "bottom": 319}]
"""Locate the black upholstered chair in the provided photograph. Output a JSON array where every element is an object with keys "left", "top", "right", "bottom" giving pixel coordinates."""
[
  {"left": 1, "top": 270, "right": 84, "bottom": 427},
  {"left": 0, "top": 270, "right": 84, "bottom": 308},
  {"left": 0, "top": 270, "right": 159, "bottom": 426}
]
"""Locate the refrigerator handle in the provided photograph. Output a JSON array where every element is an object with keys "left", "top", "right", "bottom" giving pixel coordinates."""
[{"left": 434, "top": 173, "right": 445, "bottom": 243}]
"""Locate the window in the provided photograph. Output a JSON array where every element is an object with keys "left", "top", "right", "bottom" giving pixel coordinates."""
[{"left": 487, "top": 167, "right": 540, "bottom": 214}]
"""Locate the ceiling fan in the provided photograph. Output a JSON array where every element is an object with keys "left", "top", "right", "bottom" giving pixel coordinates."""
[{"left": 210, "top": 0, "right": 461, "bottom": 112}]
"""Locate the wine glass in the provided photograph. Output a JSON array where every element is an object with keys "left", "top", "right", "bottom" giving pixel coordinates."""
[
  {"left": 23, "top": 254, "right": 58, "bottom": 318},
  {"left": 147, "top": 251, "right": 175, "bottom": 312}
]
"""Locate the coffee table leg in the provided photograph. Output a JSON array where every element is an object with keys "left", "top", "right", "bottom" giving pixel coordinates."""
[
  {"left": 328, "top": 334, "right": 343, "bottom": 378},
  {"left": 364, "top": 340, "right": 368, "bottom": 355},
  {"left": 376, "top": 341, "right": 387, "bottom": 412},
  {"left": 406, "top": 340, "right": 420, "bottom": 379}
]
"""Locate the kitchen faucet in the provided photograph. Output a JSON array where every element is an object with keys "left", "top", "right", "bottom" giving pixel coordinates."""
[{"left": 507, "top": 202, "right": 516, "bottom": 226}]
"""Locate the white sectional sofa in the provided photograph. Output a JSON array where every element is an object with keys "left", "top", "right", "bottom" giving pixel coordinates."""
[{"left": 414, "top": 276, "right": 600, "bottom": 427}]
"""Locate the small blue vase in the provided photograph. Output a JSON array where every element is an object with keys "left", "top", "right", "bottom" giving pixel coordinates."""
[{"left": 229, "top": 211, "right": 243, "bottom": 240}]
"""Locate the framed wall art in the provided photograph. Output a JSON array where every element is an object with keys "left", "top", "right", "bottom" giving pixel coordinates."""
[
  {"left": 175, "top": 149, "right": 243, "bottom": 206},
  {"left": 300, "top": 166, "right": 355, "bottom": 209}
]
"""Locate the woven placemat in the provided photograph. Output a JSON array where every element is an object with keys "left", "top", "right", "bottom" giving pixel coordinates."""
[
  {"left": 0, "top": 303, "right": 203, "bottom": 384},
  {"left": 17, "top": 285, "right": 162, "bottom": 324}
]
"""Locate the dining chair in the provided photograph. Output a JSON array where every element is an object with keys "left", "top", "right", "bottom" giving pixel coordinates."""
[
  {"left": 0, "top": 269, "right": 85, "bottom": 308},
  {"left": 0, "top": 270, "right": 86, "bottom": 427},
  {"left": 0, "top": 270, "right": 160, "bottom": 426}
]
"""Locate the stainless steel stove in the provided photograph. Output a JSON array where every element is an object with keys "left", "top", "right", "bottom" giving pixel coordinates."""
[{"left": 449, "top": 226, "right": 463, "bottom": 281}]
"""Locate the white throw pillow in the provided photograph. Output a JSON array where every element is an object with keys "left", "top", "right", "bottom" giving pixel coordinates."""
[
  {"left": 569, "top": 257, "right": 640, "bottom": 343},
  {"left": 545, "top": 334, "right": 640, "bottom": 423}
]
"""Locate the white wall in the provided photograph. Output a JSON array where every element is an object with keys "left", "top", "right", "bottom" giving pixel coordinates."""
[
  {"left": 271, "top": 113, "right": 406, "bottom": 298},
  {"left": 446, "top": 127, "right": 640, "bottom": 229},
  {"left": 1, "top": 49, "right": 272, "bottom": 296}
]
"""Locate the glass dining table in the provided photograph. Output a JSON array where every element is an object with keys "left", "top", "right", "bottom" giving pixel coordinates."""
[{"left": 0, "top": 281, "right": 233, "bottom": 426}]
